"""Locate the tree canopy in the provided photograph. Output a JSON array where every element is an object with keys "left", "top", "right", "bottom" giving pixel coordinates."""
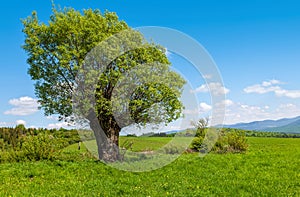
[
  {"left": 22, "top": 7, "right": 185, "bottom": 161},
  {"left": 23, "top": 8, "right": 129, "bottom": 120}
]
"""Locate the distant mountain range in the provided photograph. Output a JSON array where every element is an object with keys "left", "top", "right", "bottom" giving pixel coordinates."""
[
  {"left": 222, "top": 116, "right": 300, "bottom": 133},
  {"left": 124, "top": 116, "right": 300, "bottom": 136}
]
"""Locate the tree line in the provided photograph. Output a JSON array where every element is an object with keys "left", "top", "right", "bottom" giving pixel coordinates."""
[{"left": 0, "top": 124, "right": 80, "bottom": 151}]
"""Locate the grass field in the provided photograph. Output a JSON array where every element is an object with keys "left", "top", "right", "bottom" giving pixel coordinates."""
[
  {"left": 82, "top": 137, "right": 174, "bottom": 153},
  {"left": 0, "top": 137, "right": 299, "bottom": 196}
]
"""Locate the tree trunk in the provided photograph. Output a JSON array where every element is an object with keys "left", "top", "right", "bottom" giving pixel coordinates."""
[{"left": 87, "top": 111, "right": 121, "bottom": 162}]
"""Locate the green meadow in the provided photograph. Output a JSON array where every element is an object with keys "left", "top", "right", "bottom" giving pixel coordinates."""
[
  {"left": 1, "top": 2, "right": 300, "bottom": 197},
  {"left": 0, "top": 137, "right": 299, "bottom": 196}
]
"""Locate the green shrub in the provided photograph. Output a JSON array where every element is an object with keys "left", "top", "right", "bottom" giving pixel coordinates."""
[
  {"left": 0, "top": 134, "right": 67, "bottom": 163},
  {"left": 20, "top": 134, "right": 67, "bottom": 161},
  {"left": 190, "top": 129, "right": 248, "bottom": 153},
  {"left": 162, "top": 144, "right": 183, "bottom": 154},
  {"left": 226, "top": 131, "right": 248, "bottom": 152},
  {"left": 214, "top": 130, "right": 248, "bottom": 153},
  {"left": 190, "top": 136, "right": 204, "bottom": 151}
]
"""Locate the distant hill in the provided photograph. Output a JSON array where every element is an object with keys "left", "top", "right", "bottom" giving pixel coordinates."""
[
  {"left": 264, "top": 119, "right": 300, "bottom": 133},
  {"left": 222, "top": 116, "right": 300, "bottom": 133}
]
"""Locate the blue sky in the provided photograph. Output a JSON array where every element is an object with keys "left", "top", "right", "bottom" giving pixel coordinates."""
[{"left": 1, "top": 0, "right": 300, "bottom": 128}]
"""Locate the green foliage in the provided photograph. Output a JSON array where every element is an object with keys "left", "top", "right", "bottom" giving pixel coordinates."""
[
  {"left": 21, "top": 134, "right": 67, "bottom": 161},
  {"left": 22, "top": 7, "right": 185, "bottom": 126},
  {"left": 245, "top": 130, "right": 300, "bottom": 138},
  {"left": 190, "top": 136, "right": 204, "bottom": 151},
  {"left": 0, "top": 134, "right": 67, "bottom": 163},
  {"left": 0, "top": 126, "right": 80, "bottom": 149},
  {"left": 150, "top": 132, "right": 167, "bottom": 137},
  {"left": 189, "top": 118, "right": 248, "bottom": 153},
  {"left": 23, "top": 7, "right": 185, "bottom": 161},
  {"left": 22, "top": 8, "right": 129, "bottom": 119},
  {"left": 0, "top": 125, "right": 26, "bottom": 150},
  {"left": 192, "top": 117, "right": 209, "bottom": 137},
  {"left": 0, "top": 126, "right": 80, "bottom": 163},
  {"left": 215, "top": 130, "right": 248, "bottom": 153},
  {"left": 161, "top": 144, "right": 182, "bottom": 154},
  {"left": 190, "top": 129, "right": 248, "bottom": 153},
  {"left": 126, "top": 134, "right": 137, "bottom": 137}
]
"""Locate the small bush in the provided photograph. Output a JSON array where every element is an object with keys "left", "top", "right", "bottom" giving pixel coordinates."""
[
  {"left": 190, "top": 137, "right": 204, "bottom": 151},
  {"left": 0, "top": 133, "right": 68, "bottom": 163},
  {"left": 20, "top": 134, "right": 67, "bottom": 161},
  {"left": 226, "top": 131, "right": 248, "bottom": 152},
  {"left": 162, "top": 144, "right": 183, "bottom": 154},
  {"left": 190, "top": 129, "right": 248, "bottom": 153}
]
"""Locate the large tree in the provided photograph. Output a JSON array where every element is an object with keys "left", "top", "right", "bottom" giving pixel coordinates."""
[{"left": 22, "top": 7, "right": 185, "bottom": 161}]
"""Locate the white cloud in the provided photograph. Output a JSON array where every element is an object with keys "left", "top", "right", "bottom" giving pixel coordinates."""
[
  {"left": 225, "top": 100, "right": 234, "bottom": 106},
  {"left": 16, "top": 120, "right": 26, "bottom": 125},
  {"left": 183, "top": 102, "right": 212, "bottom": 115},
  {"left": 220, "top": 103, "right": 269, "bottom": 125},
  {"left": 46, "top": 116, "right": 59, "bottom": 120},
  {"left": 274, "top": 89, "right": 300, "bottom": 99},
  {"left": 216, "top": 99, "right": 234, "bottom": 107},
  {"left": 4, "top": 96, "right": 40, "bottom": 116},
  {"left": 203, "top": 74, "right": 212, "bottom": 79},
  {"left": 244, "top": 84, "right": 280, "bottom": 94},
  {"left": 192, "top": 82, "right": 230, "bottom": 96},
  {"left": 183, "top": 108, "right": 199, "bottom": 115},
  {"left": 262, "top": 79, "right": 282, "bottom": 87},
  {"left": 244, "top": 80, "right": 300, "bottom": 99},
  {"left": 277, "top": 103, "right": 296, "bottom": 111},
  {"left": 271, "top": 103, "right": 300, "bottom": 120},
  {"left": 219, "top": 101, "right": 300, "bottom": 125},
  {"left": 199, "top": 102, "right": 212, "bottom": 113},
  {"left": 0, "top": 122, "right": 7, "bottom": 126},
  {"left": 48, "top": 122, "right": 73, "bottom": 129}
]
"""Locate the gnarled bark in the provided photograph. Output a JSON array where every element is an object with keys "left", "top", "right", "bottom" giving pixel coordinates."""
[{"left": 87, "top": 110, "right": 121, "bottom": 162}]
